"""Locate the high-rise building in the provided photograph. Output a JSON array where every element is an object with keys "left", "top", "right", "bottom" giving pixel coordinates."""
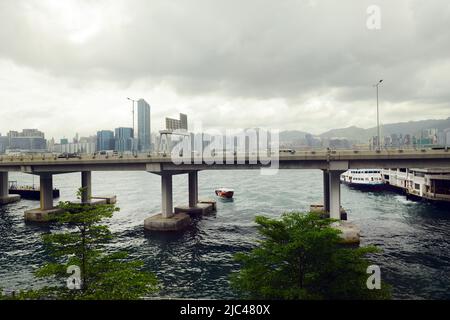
[
  {"left": 165, "top": 113, "right": 188, "bottom": 131},
  {"left": 137, "top": 99, "right": 151, "bottom": 152},
  {"left": 180, "top": 113, "right": 188, "bottom": 131},
  {"left": 114, "top": 127, "right": 134, "bottom": 152},
  {"left": 20, "top": 129, "right": 45, "bottom": 138},
  {"left": 6, "top": 129, "right": 46, "bottom": 152},
  {"left": 53, "top": 142, "right": 96, "bottom": 154},
  {"left": 445, "top": 129, "right": 450, "bottom": 147},
  {"left": 96, "top": 130, "right": 115, "bottom": 151},
  {"left": 0, "top": 135, "right": 8, "bottom": 154}
]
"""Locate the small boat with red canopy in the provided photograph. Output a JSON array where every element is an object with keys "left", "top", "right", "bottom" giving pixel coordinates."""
[{"left": 215, "top": 188, "right": 234, "bottom": 199}]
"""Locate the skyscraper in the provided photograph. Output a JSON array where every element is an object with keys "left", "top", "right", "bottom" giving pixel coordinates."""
[
  {"left": 114, "top": 127, "right": 134, "bottom": 152},
  {"left": 165, "top": 113, "right": 188, "bottom": 131},
  {"left": 137, "top": 99, "right": 151, "bottom": 152},
  {"left": 96, "top": 130, "right": 115, "bottom": 151}
]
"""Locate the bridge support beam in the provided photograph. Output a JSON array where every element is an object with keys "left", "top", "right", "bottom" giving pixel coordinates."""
[
  {"left": 25, "top": 173, "right": 63, "bottom": 222},
  {"left": 175, "top": 171, "right": 215, "bottom": 215},
  {"left": 327, "top": 169, "right": 360, "bottom": 244},
  {"left": 144, "top": 172, "right": 191, "bottom": 232},
  {"left": 77, "top": 171, "right": 116, "bottom": 205},
  {"left": 40, "top": 174, "right": 54, "bottom": 210},
  {"left": 323, "top": 170, "right": 330, "bottom": 213},
  {"left": 161, "top": 173, "right": 173, "bottom": 218},
  {"left": 188, "top": 171, "right": 198, "bottom": 208},
  {"left": 0, "top": 172, "right": 20, "bottom": 205},
  {"left": 81, "top": 171, "right": 92, "bottom": 203},
  {"left": 329, "top": 171, "right": 343, "bottom": 220}
]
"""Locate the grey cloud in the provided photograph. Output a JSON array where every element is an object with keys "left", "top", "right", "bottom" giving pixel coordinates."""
[{"left": 0, "top": 0, "right": 449, "bottom": 135}]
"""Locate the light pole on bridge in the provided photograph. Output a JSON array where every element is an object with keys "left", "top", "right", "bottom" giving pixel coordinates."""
[
  {"left": 127, "top": 97, "right": 138, "bottom": 152},
  {"left": 374, "top": 79, "right": 383, "bottom": 151}
]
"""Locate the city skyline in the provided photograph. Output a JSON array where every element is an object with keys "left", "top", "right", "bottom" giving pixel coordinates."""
[
  {"left": 0, "top": 1, "right": 449, "bottom": 139},
  {"left": 1, "top": 117, "right": 449, "bottom": 155}
]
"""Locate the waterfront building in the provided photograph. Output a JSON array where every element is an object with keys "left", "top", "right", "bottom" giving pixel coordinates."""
[
  {"left": 137, "top": 99, "right": 151, "bottom": 152},
  {"left": 97, "top": 130, "right": 115, "bottom": 151},
  {"left": 114, "top": 127, "right": 134, "bottom": 152}
]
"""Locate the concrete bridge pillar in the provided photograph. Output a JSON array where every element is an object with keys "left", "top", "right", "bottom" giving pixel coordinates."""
[
  {"left": 40, "top": 174, "right": 54, "bottom": 210},
  {"left": 0, "top": 172, "right": 7, "bottom": 198},
  {"left": 78, "top": 171, "right": 116, "bottom": 205},
  {"left": 144, "top": 172, "right": 191, "bottom": 232},
  {"left": 0, "top": 172, "right": 20, "bottom": 205},
  {"left": 81, "top": 171, "right": 92, "bottom": 203},
  {"left": 25, "top": 173, "right": 63, "bottom": 222},
  {"left": 329, "top": 171, "right": 343, "bottom": 220},
  {"left": 328, "top": 169, "right": 359, "bottom": 244},
  {"left": 174, "top": 171, "right": 215, "bottom": 216},
  {"left": 161, "top": 173, "right": 174, "bottom": 218},
  {"left": 323, "top": 170, "right": 330, "bottom": 213},
  {"left": 188, "top": 171, "right": 198, "bottom": 208}
]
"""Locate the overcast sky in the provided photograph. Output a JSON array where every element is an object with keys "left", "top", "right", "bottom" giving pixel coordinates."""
[{"left": 0, "top": 0, "right": 449, "bottom": 139}]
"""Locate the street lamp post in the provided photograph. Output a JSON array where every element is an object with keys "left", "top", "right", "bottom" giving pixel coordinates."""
[{"left": 374, "top": 80, "right": 383, "bottom": 150}]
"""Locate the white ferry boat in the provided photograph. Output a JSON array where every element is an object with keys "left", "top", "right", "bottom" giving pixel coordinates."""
[
  {"left": 340, "top": 169, "right": 384, "bottom": 190},
  {"left": 382, "top": 168, "right": 450, "bottom": 204}
]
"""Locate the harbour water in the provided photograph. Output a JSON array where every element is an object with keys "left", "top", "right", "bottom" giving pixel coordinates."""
[{"left": 1, "top": 170, "right": 449, "bottom": 299}]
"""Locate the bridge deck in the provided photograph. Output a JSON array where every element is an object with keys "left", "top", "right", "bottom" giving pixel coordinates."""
[{"left": 0, "top": 149, "right": 449, "bottom": 173}]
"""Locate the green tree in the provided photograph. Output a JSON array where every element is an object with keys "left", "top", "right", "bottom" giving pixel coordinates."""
[
  {"left": 231, "top": 212, "right": 390, "bottom": 300},
  {"left": 12, "top": 189, "right": 158, "bottom": 300}
]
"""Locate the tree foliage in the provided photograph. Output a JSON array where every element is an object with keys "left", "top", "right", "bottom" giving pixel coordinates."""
[
  {"left": 231, "top": 212, "right": 391, "bottom": 300},
  {"left": 5, "top": 189, "right": 158, "bottom": 300}
]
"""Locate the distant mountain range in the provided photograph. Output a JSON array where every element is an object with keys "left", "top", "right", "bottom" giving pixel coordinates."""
[{"left": 279, "top": 117, "right": 450, "bottom": 143}]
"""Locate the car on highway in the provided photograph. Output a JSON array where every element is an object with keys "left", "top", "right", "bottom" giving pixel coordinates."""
[{"left": 57, "top": 152, "right": 81, "bottom": 159}]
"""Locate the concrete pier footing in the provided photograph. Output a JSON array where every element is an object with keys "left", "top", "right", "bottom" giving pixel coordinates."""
[
  {"left": 70, "top": 199, "right": 108, "bottom": 206},
  {"left": 310, "top": 204, "right": 359, "bottom": 244},
  {"left": 144, "top": 213, "right": 191, "bottom": 231},
  {"left": 331, "top": 221, "right": 361, "bottom": 245},
  {"left": 144, "top": 173, "right": 192, "bottom": 232},
  {"left": 174, "top": 171, "right": 215, "bottom": 216},
  {"left": 78, "top": 172, "right": 117, "bottom": 205},
  {"left": 0, "top": 195, "right": 21, "bottom": 205},
  {"left": 91, "top": 195, "right": 117, "bottom": 204},
  {"left": 24, "top": 173, "right": 63, "bottom": 222},
  {"left": 198, "top": 199, "right": 217, "bottom": 211},
  {"left": 144, "top": 171, "right": 220, "bottom": 232},
  {"left": 24, "top": 207, "right": 64, "bottom": 222},
  {"left": 310, "top": 204, "right": 347, "bottom": 220},
  {"left": 174, "top": 202, "right": 214, "bottom": 215}
]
